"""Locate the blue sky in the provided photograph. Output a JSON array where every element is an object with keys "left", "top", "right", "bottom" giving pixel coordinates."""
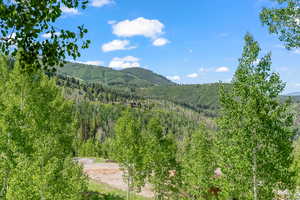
[{"left": 55, "top": 0, "right": 299, "bottom": 93}]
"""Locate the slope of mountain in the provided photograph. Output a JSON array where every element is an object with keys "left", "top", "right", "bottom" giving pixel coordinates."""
[
  {"left": 136, "top": 83, "right": 231, "bottom": 116},
  {"left": 57, "top": 62, "right": 300, "bottom": 118},
  {"left": 286, "top": 92, "right": 300, "bottom": 96},
  {"left": 58, "top": 62, "right": 175, "bottom": 88},
  {"left": 121, "top": 67, "right": 174, "bottom": 86}
]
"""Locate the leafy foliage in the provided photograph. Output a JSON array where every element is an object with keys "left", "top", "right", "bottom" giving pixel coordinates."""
[
  {"left": 111, "top": 110, "right": 147, "bottom": 199},
  {"left": 260, "top": 0, "right": 300, "bottom": 49},
  {"left": 217, "top": 34, "right": 296, "bottom": 199},
  {"left": 0, "top": 56, "right": 87, "bottom": 199},
  {"left": 0, "top": 0, "right": 90, "bottom": 72},
  {"left": 143, "top": 117, "right": 179, "bottom": 199},
  {"left": 181, "top": 125, "right": 219, "bottom": 199}
]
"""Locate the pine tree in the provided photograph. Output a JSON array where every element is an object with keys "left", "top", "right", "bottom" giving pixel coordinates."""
[{"left": 217, "top": 33, "right": 296, "bottom": 200}]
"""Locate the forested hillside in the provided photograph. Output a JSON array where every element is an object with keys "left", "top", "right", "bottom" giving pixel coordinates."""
[
  {"left": 136, "top": 84, "right": 231, "bottom": 116},
  {"left": 54, "top": 72, "right": 213, "bottom": 157},
  {"left": 1, "top": 0, "right": 300, "bottom": 199},
  {"left": 56, "top": 62, "right": 228, "bottom": 117},
  {"left": 59, "top": 62, "right": 300, "bottom": 119},
  {"left": 58, "top": 62, "right": 175, "bottom": 88}
]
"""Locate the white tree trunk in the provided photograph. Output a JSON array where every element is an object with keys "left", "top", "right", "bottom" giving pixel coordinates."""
[{"left": 253, "top": 147, "right": 258, "bottom": 200}]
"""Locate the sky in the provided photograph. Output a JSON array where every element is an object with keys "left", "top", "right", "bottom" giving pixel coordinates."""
[{"left": 54, "top": 0, "right": 299, "bottom": 94}]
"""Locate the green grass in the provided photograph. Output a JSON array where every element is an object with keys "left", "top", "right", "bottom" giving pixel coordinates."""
[{"left": 87, "top": 180, "right": 152, "bottom": 200}]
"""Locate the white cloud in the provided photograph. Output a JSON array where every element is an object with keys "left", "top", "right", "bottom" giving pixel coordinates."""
[
  {"left": 92, "top": 0, "right": 113, "bottom": 7},
  {"left": 72, "top": 60, "right": 104, "bottom": 66},
  {"left": 108, "top": 20, "right": 116, "bottom": 25},
  {"left": 102, "top": 40, "right": 136, "bottom": 52},
  {"left": 61, "top": 6, "right": 80, "bottom": 15},
  {"left": 152, "top": 37, "right": 169, "bottom": 46},
  {"left": 295, "top": 83, "right": 300, "bottom": 87},
  {"left": 112, "top": 17, "right": 165, "bottom": 39},
  {"left": 109, "top": 56, "right": 141, "bottom": 69},
  {"left": 187, "top": 73, "right": 199, "bottom": 78},
  {"left": 198, "top": 67, "right": 212, "bottom": 73},
  {"left": 42, "top": 32, "right": 61, "bottom": 39},
  {"left": 293, "top": 49, "right": 300, "bottom": 54},
  {"left": 215, "top": 66, "right": 229, "bottom": 72},
  {"left": 167, "top": 75, "right": 181, "bottom": 81}
]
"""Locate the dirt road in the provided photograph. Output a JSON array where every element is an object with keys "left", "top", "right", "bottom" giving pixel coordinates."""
[{"left": 77, "top": 158, "right": 154, "bottom": 198}]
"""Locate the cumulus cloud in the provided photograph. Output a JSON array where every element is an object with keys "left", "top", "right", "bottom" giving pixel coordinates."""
[
  {"left": 112, "top": 17, "right": 165, "bottom": 39},
  {"left": 215, "top": 66, "right": 229, "bottom": 72},
  {"left": 61, "top": 6, "right": 80, "bottom": 15},
  {"left": 293, "top": 49, "right": 300, "bottom": 54},
  {"left": 42, "top": 32, "right": 61, "bottom": 39},
  {"left": 187, "top": 73, "right": 199, "bottom": 78},
  {"left": 92, "top": 0, "right": 113, "bottom": 7},
  {"left": 109, "top": 56, "right": 140, "bottom": 69},
  {"left": 102, "top": 40, "right": 136, "bottom": 52},
  {"left": 72, "top": 60, "right": 104, "bottom": 66},
  {"left": 152, "top": 38, "right": 169, "bottom": 46},
  {"left": 108, "top": 20, "right": 116, "bottom": 25},
  {"left": 198, "top": 67, "right": 213, "bottom": 73},
  {"left": 167, "top": 75, "right": 181, "bottom": 81}
]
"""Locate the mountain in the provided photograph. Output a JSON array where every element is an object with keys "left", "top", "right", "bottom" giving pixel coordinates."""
[
  {"left": 281, "top": 92, "right": 300, "bottom": 102},
  {"left": 57, "top": 62, "right": 230, "bottom": 116},
  {"left": 285, "top": 92, "right": 300, "bottom": 96},
  {"left": 121, "top": 67, "right": 174, "bottom": 86},
  {"left": 58, "top": 62, "right": 175, "bottom": 88},
  {"left": 136, "top": 83, "right": 231, "bottom": 117},
  {"left": 57, "top": 62, "right": 300, "bottom": 117}
]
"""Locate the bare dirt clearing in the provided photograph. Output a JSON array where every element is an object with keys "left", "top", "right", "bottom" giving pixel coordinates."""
[{"left": 77, "top": 158, "right": 154, "bottom": 198}]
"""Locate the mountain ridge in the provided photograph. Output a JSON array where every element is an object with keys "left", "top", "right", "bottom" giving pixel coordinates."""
[{"left": 58, "top": 62, "right": 175, "bottom": 88}]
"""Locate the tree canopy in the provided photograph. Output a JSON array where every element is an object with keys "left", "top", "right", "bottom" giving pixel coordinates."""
[
  {"left": 217, "top": 33, "right": 296, "bottom": 199},
  {"left": 260, "top": 0, "right": 300, "bottom": 49},
  {"left": 0, "top": 0, "right": 90, "bottom": 72},
  {"left": 0, "top": 56, "right": 87, "bottom": 199}
]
